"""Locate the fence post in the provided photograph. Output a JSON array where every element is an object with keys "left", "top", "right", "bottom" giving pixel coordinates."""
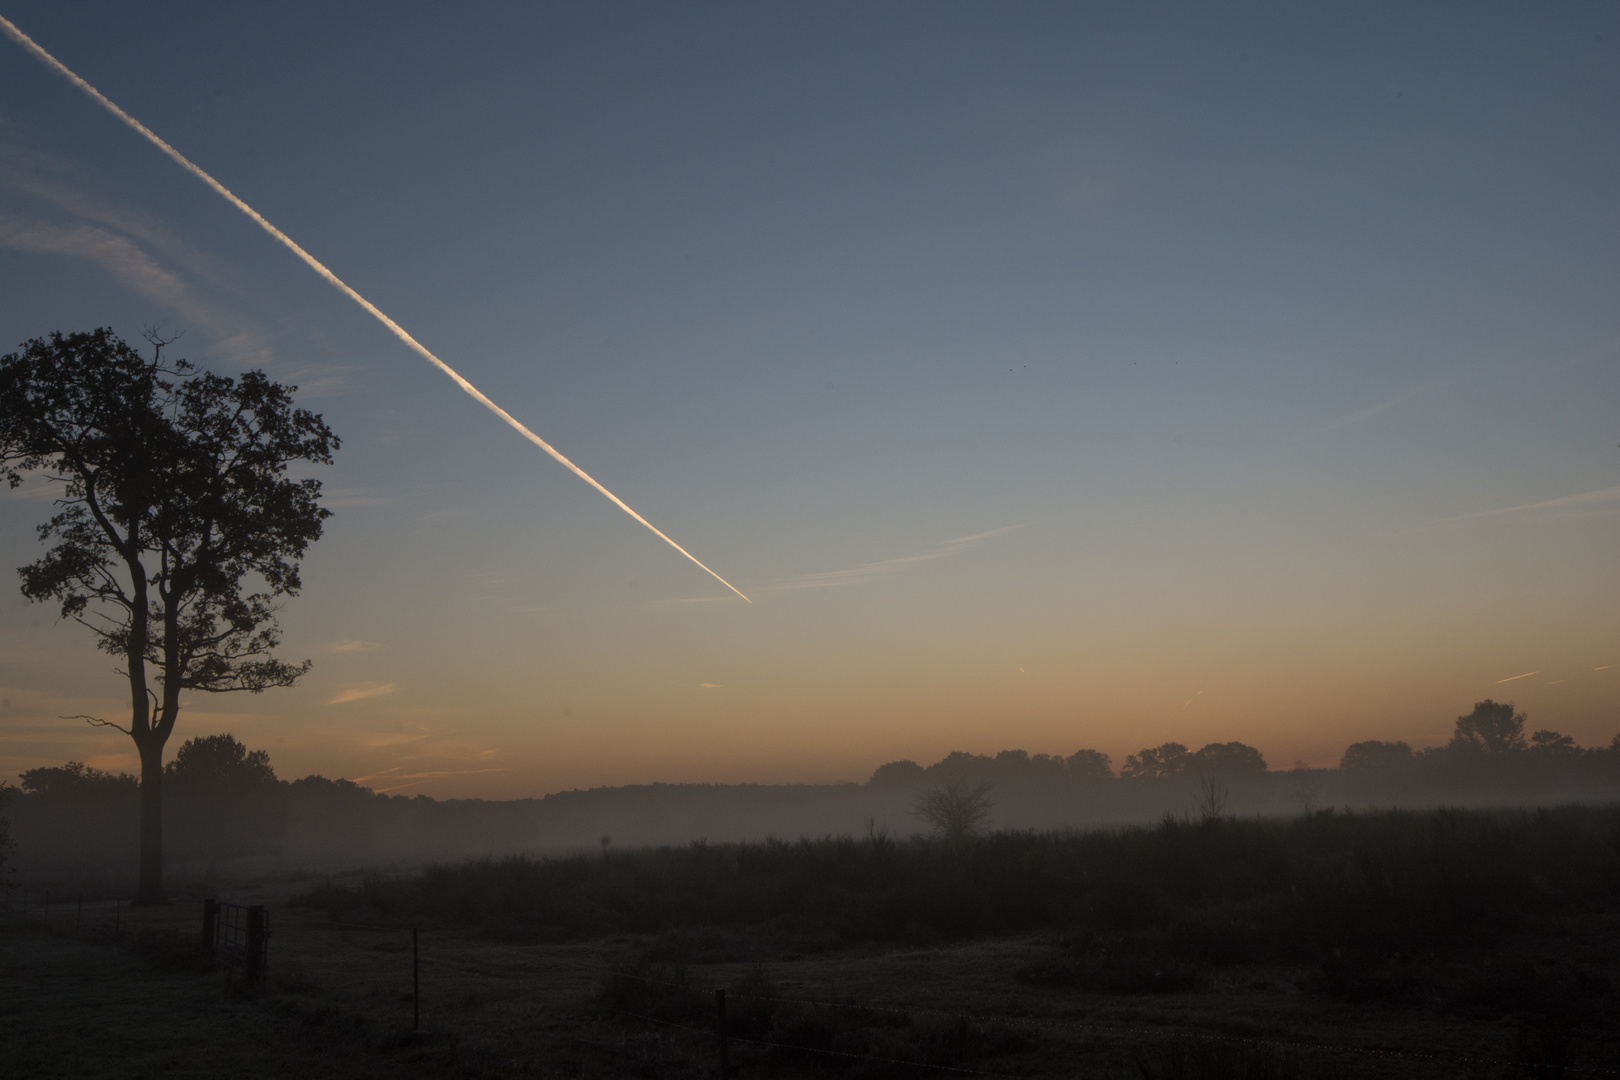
[
  {"left": 244, "top": 905, "right": 267, "bottom": 984},
  {"left": 114, "top": 897, "right": 121, "bottom": 937},
  {"left": 43, "top": 889, "right": 49, "bottom": 924},
  {"left": 201, "top": 899, "right": 218, "bottom": 960},
  {"left": 76, "top": 899, "right": 82, "bottom": 933},
  {"left": 413, "top": 928, "right": 420, "bottom": 1031},
  {"left": 716, "top": 988, "right": 731, "bottom": 1078}
]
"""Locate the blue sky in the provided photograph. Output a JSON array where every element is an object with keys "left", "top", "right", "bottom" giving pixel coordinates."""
[{"left": 1, "top": 2, "right": 1616, "bottom": 796}]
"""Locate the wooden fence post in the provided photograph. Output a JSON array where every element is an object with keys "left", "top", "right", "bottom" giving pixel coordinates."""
[
  {"left": 202, "top": 899, "right": 218, "bottom": 960},
  {"left": 244, "top": 905, "right": 267, "bottom": 984},
  {"left": 413, "top": 928, "right": 420, "bottom": 1032},
  {"left": 716, "top": 988, "right": 731, "bottom": 1078}
]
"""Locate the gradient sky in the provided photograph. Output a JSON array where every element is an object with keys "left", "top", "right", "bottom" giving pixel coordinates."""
[{"left": 1, "top": 2, "right": 1616, "bottom": 798}]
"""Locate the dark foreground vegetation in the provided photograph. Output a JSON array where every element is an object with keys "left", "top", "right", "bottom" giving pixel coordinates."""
[
  {"left": 291, "top": 805, "right": 1620, "bottom": 1072},
  {"left": 294, "top": 804, "right": 1620, "bottom": 964},
  {"left": 9, "top": 805, "right": 1620, "bottom": 1078}
]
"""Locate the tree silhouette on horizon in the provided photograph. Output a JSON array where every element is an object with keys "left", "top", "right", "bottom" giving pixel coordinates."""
[{"left": 0, "top": 328, "right": 337, "bottom": 902}]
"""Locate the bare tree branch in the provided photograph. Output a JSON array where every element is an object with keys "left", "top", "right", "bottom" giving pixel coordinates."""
[{"left": 61, "top": 713, "right": 133, "bottom": 736}]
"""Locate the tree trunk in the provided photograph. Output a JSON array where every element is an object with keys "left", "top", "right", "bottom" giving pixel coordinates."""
[{"left": 136, "top": 737, "right": 166, "bottom": 903}]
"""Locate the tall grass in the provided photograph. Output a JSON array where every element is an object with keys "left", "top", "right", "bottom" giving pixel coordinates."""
[{"left": 293, "top": 805, "right": 1620, "bottom": 969}]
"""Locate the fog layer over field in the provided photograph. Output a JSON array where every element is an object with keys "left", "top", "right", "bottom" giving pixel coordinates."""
[{"left": 5, "top": 701, "right": 1618, "bottom": 892}]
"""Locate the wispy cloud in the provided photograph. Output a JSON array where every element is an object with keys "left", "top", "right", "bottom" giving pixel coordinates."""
[
  {"left": 328, "top": 682, "right": 396, "bottom": 705},
  {"left": 700, "top": 682, "right": 722, "bottom": 689},
  {"left": 1277, "top": 379, "right": 1448, "bottom": 448},
  {"left": 1495, "top": 670, "right": 1539, "bottom": 684},
  {"left": 0, "top": 216, "right": 198, "bottom": 314},
  {"left": 0, "top": 125, "right": 277, "bottom": 367},
  {"left": 762, "top": 524, "right": 1025, "bottom": 596},
  {"left": 328, "top": 639, "right": 382, "bottom": 653},
  {"left": 1327, "top": 386, "right": 1429, "bottom": 432},
  {"left": 1438, "top": 485, "right": 1620, "bottom": 523},
  {"left": 356, "top": 732, "right": 429, "bottom": 748}
]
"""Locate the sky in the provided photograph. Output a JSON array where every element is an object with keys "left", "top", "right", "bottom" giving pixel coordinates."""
[{"left": 1, "top": 2, "right": 1616, "bottom": 798}]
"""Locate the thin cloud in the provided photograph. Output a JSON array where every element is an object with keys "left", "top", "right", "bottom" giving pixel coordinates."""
[
  {"left": 0, "top": 126, "right": 276, "bottom": 369},
  {"left": 700, "top": 683, "right": 722, "bottom": 689},
  {"left": 1438, "top": 485, "right": 1620, "bottom": 523},
  {"left": 356, "top": 732, "right": 429, "bottom": 749},
  {"left": 1282, "top": 382, "right": 1435, "bottom": 446},
  {"left": 1319, "top": 385, "right": 1428, "bottom": 433},
  {"left": 328, "top": 639, "right": 382, "bottom": 653},
  {"left": 0, "top": 216, "right": 194, "bottom": 311},
  {"left": 328, "top": 682, "right": 396, "bottom": 705},
  {"left": 763, "top": 524, "right": 1025, "bottom": 596}
]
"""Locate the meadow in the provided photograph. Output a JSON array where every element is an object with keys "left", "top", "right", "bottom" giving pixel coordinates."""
[{"left": 6, "top": 804, "right": 1620, "bottom": 1078}]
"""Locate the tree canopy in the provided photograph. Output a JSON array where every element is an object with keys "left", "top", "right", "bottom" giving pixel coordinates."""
[{"left": 1449, "top": 699, "right": 1528, "bottom": 755}]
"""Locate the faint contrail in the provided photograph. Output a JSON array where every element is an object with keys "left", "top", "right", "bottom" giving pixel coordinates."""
[
  {"left": 0, "top": 16, "right": 751, "bottom": 604},
  {"left": 1494, "top": 670, "right": 1539, "bottom": 684}
]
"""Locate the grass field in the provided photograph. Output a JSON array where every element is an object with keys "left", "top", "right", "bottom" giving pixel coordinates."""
[{"left": 5, "top": 807, "right": 1620, "bottom": 1078}]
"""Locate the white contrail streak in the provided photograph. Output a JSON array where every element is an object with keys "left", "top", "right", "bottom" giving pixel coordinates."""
[{"left": 0, "top": 16, "right": 751, "bottom": 604}]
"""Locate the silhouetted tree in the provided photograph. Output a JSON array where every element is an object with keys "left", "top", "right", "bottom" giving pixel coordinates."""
[
  {"left": 1449, "top": 700, "right": 1528, "bottom": 755},
  {"left": 1340, "top": 740, "right": 1414, "bottom": 771},
  {"left": 912, "top": 779, "right": 995, "bottom": 844},
  {"left": 1121, "top": 742, "right": 1190, "bottom": 780},
  {"left": 1, "top": 329, "right": 337, "bottom": 902},
  {"left": 1065, "top": 748, "right": 1114, "bottom": 781},
  {"left": 13, "top": 761, "right": 140, "bottom": 872},
  {"left": 1190, "top": 741, "right": 1267, "bottom": 776},
  {"left": 17, "top": 760, "right": 140, "bottom": 802},
  {"left": 0, "top": 784, "right": 13, "bottom": 895},
  {"left": 165, "top": 733, "right": 285, "bottom": 869},
  {"left": 868, "top": 760, "right": 925, "bottom": 789},
  {"left": 928, "top": 750, "right": 994, "bottom": 781},
  {"left": 1529, "top": 729, "right": 1578, "bottom": 754}
]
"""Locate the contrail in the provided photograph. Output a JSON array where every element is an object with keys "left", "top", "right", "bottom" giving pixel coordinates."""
[
  {"left": 0, "top": 16, "right": 751, "bottom": 604},
  {"left": 1494, "top": 670, "right": 1539, "bottom": 684}
]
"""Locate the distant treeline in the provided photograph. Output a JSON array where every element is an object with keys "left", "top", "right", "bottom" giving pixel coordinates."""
[{"left": 5, "top": 699, "right": 1619, "bottom": 886}]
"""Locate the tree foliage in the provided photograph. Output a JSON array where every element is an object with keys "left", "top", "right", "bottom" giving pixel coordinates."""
[
  {"left": 1065, "top": 748, "right": 1114, "bottom": 781},
  {"left": 1530, "top": 729, "right": 1578, "bottom": 754},
  {"left": 165, "top": 734, "right": 285, "bottom": 864},
  {"left": 0, "top": 328, "right": 337, "bottom": 900},
  {"left": 1190, "top": 741, "right": 1267, "bottom": 776},
  {"left": 1121, "top": 742, "right": 1191, "bottom": 780},
  {"left": 1449, "top": 699, "right": 1528, "bottom": 755},
  {"left": 18, "top": 760, "right": 140, "bottom": 801},
  {"left": 1340, "top": 740, "right": 1414, "bottom": 771}
]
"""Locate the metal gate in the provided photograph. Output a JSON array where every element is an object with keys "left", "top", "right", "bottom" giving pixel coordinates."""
[{"left": 202, "top": 899, "right": 269, "bottom": 983}]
